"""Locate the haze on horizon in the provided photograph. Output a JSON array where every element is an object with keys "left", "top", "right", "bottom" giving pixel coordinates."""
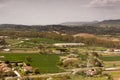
[{"left": 0, "top": 0, "right": 120, "bottom": 25}]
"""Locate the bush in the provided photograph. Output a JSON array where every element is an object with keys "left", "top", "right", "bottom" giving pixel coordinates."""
[
  {"left": 102, "top": 73, "right": 113, "bottom": 80},
  {"left": 25, "top": 56, "right": 32, "bottom": 62},
  {"left": 33, "top": 68, "right": 40, "bottom": 74},
  {"left": 76, "top": 70, "right": 86, "bottom": 77},
  {"left": 96, "top": 68, "right": 103, "bottom": 75}
]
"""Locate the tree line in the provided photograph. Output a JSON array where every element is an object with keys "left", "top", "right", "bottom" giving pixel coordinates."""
[
  {"left": 0, "top": 31, "right": 119, "bottom": 48},
  {"left": 0, "top": 24, "right": 120, "bottom": 35}
]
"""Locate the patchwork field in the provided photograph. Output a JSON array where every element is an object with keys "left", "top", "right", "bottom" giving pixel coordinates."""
[
  {"left": 0, "top": 53, "right": 65, "bottom": 74},
  {"left": 6, "top": 38, "right": 63, "bottom": 48}
]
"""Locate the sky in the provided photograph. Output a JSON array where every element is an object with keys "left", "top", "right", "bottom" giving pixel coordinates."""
[{"left": 0, "top": 0, "right": 120, "bottom": 25}]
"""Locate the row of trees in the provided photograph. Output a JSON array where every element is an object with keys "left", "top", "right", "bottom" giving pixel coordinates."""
[{"left": 0, "top": 31, "right": 120, "bottom": 48}]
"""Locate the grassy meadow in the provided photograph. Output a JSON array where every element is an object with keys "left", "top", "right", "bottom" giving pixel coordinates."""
[
  {"left": 0, "top": 53, "right": 65, "bottom": 74},
  {"left": 100, "top": 56, "right": 120, "bottom": 61}
]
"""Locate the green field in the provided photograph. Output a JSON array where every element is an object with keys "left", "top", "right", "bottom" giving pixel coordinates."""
[
  {"left": 109, "top": 71, "right": 120, "bottom": 77},
  {"left": 100, "top": 56, "right": 120, "bottom": 61},
  {"left": 0, "top": 53, "right": 65, "bottom": 74},
  {"left": 6, "top": 38, "right": 64, "bottom": 48},
  {"left": 70, "top": 75, "right": 107, "bottom": 80}
]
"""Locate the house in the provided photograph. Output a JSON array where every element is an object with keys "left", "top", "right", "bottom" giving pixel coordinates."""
[{"left": 86, "top": 69, "right": 96, "bottom": 76}]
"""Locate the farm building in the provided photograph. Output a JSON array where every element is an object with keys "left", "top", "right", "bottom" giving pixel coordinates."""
[
  {"left": 52, "top": 48, "right": 68, "bottom": 54},
  {"left": 54, "top": 43, "right": 85, "bottom": 47}
]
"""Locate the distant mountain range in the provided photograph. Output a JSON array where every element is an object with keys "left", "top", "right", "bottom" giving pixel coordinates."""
[
  {"left": 98, "top": 19, "right": 120, "bottom": 28},
  {"left": 61, "top": 19, "right": 120, "bottom": 27},
  {"left": 0, "top": 19, "right": 120, "bottom": 35},
  {"left": 61, "top": 21, "right": 98, "bottom": 26}
]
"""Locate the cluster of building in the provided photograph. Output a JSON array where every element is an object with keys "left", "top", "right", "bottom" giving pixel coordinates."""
[
  {"left": 0, "top": 57, "right": 33, "bottom": 77},
  {"left": 0, "top": 61, "right": 12, "bottom": 73}
]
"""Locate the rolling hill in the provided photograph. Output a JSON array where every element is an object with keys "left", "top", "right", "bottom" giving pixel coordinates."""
[{"left": 0, "top": 19, "right": 120, "bottom": 35}]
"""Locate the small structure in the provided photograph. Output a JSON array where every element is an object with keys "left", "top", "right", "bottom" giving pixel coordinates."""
[
  {"left": 107, "top": 48, "right": 120, "bottom": 53},
  {"left": 23, "top": 63, "right": 33, "bottom": 73},
  {"left": 3, "top": 49, "right": 10, "bottom": 52},
  {"left": 86, "top": 69, "right": 96, "bottom": 76},
  {"left": 114, "top": 49, "right": 120, "bottom": 52},
  {"left": 54, "top": 43, "right": 85, "bottom": 47},
  {"left": 67, "top": 54, "right": 78, "bottom": 58},
  {"left": 52, "top": 48, "right": 68, "bottom": 54},
  {"left": 52, "top": 50, "right": 61, "bottom": 54}
]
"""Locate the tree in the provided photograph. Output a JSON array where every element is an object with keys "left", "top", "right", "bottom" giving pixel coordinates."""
[
  {"left": 25, "top": 56, "right": 32, "bottom": 62},
  {"left": 0, "top": 39, "right": 7, "bottom": 45}
]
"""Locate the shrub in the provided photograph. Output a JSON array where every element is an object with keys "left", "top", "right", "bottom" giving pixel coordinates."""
[
  {"left": 33, "top": 68, "right": 40, "bottom": 74},
  {"left": 25, "top": 56, "right": 32, "bottom": 62},
  {"left": 77, "top": 70, "right": 86, "bottom": 77},
  {"left": 102, "top": 73, "right": 113, "bottom": 80},
  {"left": 96, "top": 68, "right": 103, "bottom": 75}
]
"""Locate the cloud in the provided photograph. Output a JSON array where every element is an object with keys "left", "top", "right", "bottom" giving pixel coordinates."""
[
  {"left": 88, "top": 0, "right": 120, "bottom": 8},
  {"left": 0, "top": 0, "right": 9, "bottom": 4},
  {"left": 0, "top": 0, "right": 10, "bottom": 8}
]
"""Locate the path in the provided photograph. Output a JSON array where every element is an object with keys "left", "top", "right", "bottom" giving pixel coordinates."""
[{"left": 6, "top": 72, "right": 71, "bottom": 80}]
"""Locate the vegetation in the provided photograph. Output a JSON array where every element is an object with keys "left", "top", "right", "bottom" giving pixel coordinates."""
[
  {"left": 2, "top": 32, "right": 120, "bottom": 49},
  {"left": 100, "top": 56, "right": 120, "bottom": 61},
  {"left": 0, "top": 23, "right": 119, "bottom": 79},
  {"left": 0, "top": 53, "right": 65, "bottom": 74},
  {"left": 6, "top": 38, "right": 63, "bottom": 48},
  {"left": 0, "top": 22, "right": 120, "bottom": 35}
]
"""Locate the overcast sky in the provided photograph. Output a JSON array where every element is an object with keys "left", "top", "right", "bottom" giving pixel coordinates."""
[{"left": 0, "top": 0, "right": 120, "bottom": 25}]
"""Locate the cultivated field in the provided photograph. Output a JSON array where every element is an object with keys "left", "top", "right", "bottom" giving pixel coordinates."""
[{"left": 0, "top": 53, "right": 65, "bottom": 74}]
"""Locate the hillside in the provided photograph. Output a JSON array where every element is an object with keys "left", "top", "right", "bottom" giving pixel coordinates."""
[
  {"left": 0, "top": 19, "right": 120, "bottom": 35},
  {"left": 0, "top": 24, "right": 105, "bottom": 35},
  {"left": 61, "top": 19, "right": 120, "bottom": 28},
  {"left": 98, "top": 19, "right": 120, "bottom": 28},
  {"left": 61, "top": 21, "right": 98, "bottom": 26}
]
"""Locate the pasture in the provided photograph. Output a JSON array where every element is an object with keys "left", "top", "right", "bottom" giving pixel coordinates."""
[
  {"left": 100, "top": 56, "right": 120, "bottom": 61},
  {"left": 0, "top": 53, "right": 65, "bottom": 74}
]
